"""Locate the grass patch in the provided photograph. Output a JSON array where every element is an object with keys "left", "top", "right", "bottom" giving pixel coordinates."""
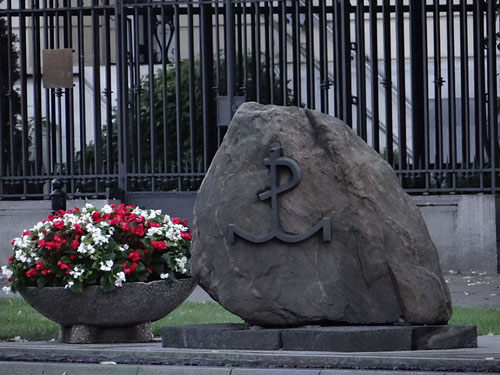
[
  {"left": 0, "top": 298, "right": 242, "bottom": 341},
  {"left": 0, "top": 298, "right": 499, "bottom": 341},
  {"left": 0, "top": 298, "right": 58, "bottom": 341},
  {"left": 151, "top": 302, "right": 243, "bottom": 336},
  {"left": 449, "top": 307, "right": 500, "bottom": 336}
]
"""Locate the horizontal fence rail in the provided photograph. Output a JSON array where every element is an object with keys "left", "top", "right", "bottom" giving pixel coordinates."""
[{"left": 0, "top": 0, "right": 498, "bottom": 199}]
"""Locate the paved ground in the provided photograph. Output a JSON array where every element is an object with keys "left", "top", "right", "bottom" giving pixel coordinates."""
[{"left": 0, "top": 336, "right": 499, "bottom": 374}]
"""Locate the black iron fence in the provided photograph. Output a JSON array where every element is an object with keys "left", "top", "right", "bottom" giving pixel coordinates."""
[{"left": 0, "top": 0, "right": 498, "bottom": 200}]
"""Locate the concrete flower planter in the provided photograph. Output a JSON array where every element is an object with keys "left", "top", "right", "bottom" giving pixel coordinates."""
[{"left": 20, "top": 278, "right": 196, "bottom": 343}]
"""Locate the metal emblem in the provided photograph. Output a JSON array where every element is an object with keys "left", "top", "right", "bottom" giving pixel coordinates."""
[{"left": 227, "top": 145, "right": 331, "bottom": 244}]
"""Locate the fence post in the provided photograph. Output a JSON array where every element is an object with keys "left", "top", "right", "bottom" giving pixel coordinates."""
[
  {"left": 50, "top": 178, "right": 66, "bottom": 214},
  {"left": 409, "top": 0, "right": 426, "bottom": 170}
]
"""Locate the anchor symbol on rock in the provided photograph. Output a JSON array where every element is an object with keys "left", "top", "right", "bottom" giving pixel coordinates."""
[{"left": 227, "top": 145, "right": 331, "bottom": 244}]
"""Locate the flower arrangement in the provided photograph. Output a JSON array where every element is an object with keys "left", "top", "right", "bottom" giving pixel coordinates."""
[{"left": 1, "top": 203, "right": 192, "bottom": 293}]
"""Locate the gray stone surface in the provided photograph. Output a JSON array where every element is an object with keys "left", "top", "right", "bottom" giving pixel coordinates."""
[
  {"left": 163, "top": 324, "right": 282, "bottom": 350},
  {"left": 59, "top": 323, "right": 153, "bottom": 344},
  {"left": 411, "top": 325, "right": 477, "bottom": 350},
  {"left": 162, "top": 324, "right": 476, "bottom": 352},
  {"left": 192, "top": 102, "right": 451, "bottom": 327},
  {"left": 20, "top": 279, "right": 195, "bottom": 327},
  {"left": 1, "top": 335, "right": 498, "bottom": 373}
]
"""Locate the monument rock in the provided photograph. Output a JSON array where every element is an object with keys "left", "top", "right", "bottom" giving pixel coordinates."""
[{"left": 191, "top": 102, "right": 452, "bottom": 327}]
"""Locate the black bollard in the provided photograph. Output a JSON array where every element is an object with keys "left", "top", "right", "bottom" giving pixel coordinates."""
[{"left": 50, "top": 178, "right": 66, "bottom": 214}]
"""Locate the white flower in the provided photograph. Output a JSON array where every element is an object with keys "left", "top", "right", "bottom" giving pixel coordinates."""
[
  {"left": 2, "top": 286, "right": 12, "bottom": 295},
  {"left": 146, "top": 227, "right": 163, "bottom": 237},
  {"left": 69, "top": 266, "right": 85, "bottom": 279},
  {"left": 1, "top": 265, "right": 13, "bottom": 278},
  {"left": 65, "top": 281, "right": 74, "bottom": 289},
  {"left": 175, "top": 256, "right": 188, "bottom": 274},
  {"left": 77, "top": 242, "right": 96, "bottom": 255},
  {"left": 14, "top": 249, "right": 28, "bottom": 263},
  {"left": 100, "top": 260, "right": 114, "bottom": 272},
  {"left": 102, "top": 204, "right": 113, "bottom": 214},
  {"left": 160, "top": 273, "right": 169, "bottom": 279},
  {"left": 114, "top": 271, "right": 126, "bottom": 287}
]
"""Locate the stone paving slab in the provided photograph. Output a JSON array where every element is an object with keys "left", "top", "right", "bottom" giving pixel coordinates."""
[
  {"left": 1, "top": 362, "right": 499, "bottom": 375},
  {"left": 0, "top": 336, "right": 499, "bottom": 373},
  {"left": 0, "top": 362, "right": 498, "bottom": 375},
  {"left": 162, "top": 324, "right": 477, "bottom": 352}
]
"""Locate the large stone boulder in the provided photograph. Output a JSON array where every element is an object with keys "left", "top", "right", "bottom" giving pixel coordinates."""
[{"left": 191, "top": 102, "right": 452, "bottom": 327}]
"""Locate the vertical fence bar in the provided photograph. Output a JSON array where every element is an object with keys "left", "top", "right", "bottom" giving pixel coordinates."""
[
  {"left": 201, "top": 2, "right": 215, "bottom": 171},
  {"left": 446, "top": 0, "right": 457, "bottom": 189},
  {"left": 104, "top": 0, "right": 113, "bottom": 176},
  {"left": 92, "top": 0, "right": 102, "bottom": 177},
  {"left": 174, "top": 4, "right": 182, "bottom": 191},
  {"left": 188, "top": 3, "right": 196, "bottom": 189},
  {"left": 292, "top": 0, "right": 301, "bottom": 107},
  {"left": 115, "top": 0, "right": 128, "bottom": 194},
  {"left": 473, "top": 0, "right": 486, "bottom": 189},
  {"left": 382, "top": 0, "right": 392, "bottom": 165},
  {"left": 278, "top": 0, "right": 287, "bottom": 105},
  {"left": 395, "top": 0, "right": 406, "bottom": 171},
  {"left": 147, "top": 2, "right": 156, "bottom": 190},
  {"left": 355, "top": 0, "right": 367, "bottom": 140},
  {"left": 340, "top": 0, "right": 351, "bottom": 124},
  {"left": 369, "top": 0, "right": 379, "bottom": 152},
  {"left": 487, "top": 0, "right": 498, "bottom": 192},
  {"left": 77, "top": 1, "right": 87, "bottom": 176},
  {"left": 305, "top": 0, "right": 314, "bottom": 109},
  {"left": 32, "top": 1, "right": 43, "bottom": 176},
  {"left": 63, "top": 0, "right": 75, "bottom": 194},
  {"left": 319, "top": 0, "right": 329, "bottom": 113},
  {"left": 459, "top": 0, "right": 470, "bottom": 174},
  {"left": 433, "top": 0, "right": 443, "bottom": 176}
]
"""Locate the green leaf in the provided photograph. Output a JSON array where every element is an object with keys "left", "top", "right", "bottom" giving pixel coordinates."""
[
  {"left": 99, "top": 276, "right": 114, "bottom": 292},
  {"left": 71, "top": 280, "right": 83, "bottom": 293}
]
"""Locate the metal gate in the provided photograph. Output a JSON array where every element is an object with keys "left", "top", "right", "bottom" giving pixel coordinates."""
[{"left": 0, "top": 1, "right": 498, "bottom": 206}]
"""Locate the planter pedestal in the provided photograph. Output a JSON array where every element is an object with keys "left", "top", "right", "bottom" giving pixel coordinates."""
[
  {"left": 59, "top": 322, "right": 153, "bottom": 344},
  {"left": 20, "top": 279, "right": 196, "bottom": 344}
]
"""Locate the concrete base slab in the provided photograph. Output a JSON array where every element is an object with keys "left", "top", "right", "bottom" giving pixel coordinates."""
[
  {"left": 59, "top": 323, "right": 153, "bottom": 344},
  {"left": 162, "top": 324, "right": 477, "bottom": 352},
  {"left": 0, "top": 361, "right": 497, "bottom": 375},
  {"left": 0, "top": 336, "right": 499, "bottom": 373}
]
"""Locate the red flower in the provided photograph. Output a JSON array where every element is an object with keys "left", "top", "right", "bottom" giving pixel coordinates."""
[
  {"left": 182, "top": 219, "right": 188, "bottom": 227},
  {"left": 172, "top": 217, "right": 181, "bottom": 225},
  {"left": 73, "top": 224, "right": 85, "bottom": 234},
  {"left": 181, "top": 231, "right": 192, "bottom": 241},
  {"left": 26, "top": 268, "right": 37, "bottom": 278},
  {"left": 147, "top": 221, "right": 161, "bottom": 228},
  {"left": 147, "top": 268, "right": 153, "bottom": 274},
  {"left": 122, "top": 262, "right": 138, "bottom": 275},
  {"left": 57, "top": 260, "right": 71, "bottom": 274},
  {"left": 69, "top": 239, "right": 79, "bottom": 249},
  {"left": 53, "top": 220, "right": 65, "bottom": 230},
  {"left": 128, "top": 250, "right": 141, "bottom": 262},
  {"left": 8, "top": 257, "right": 14, "bottom": 262},
  {"left": 22, "top": 230, "right": 32, "bottom": 236},
  {"left": 92, "top": 211, "right": 103, "bottom": 223},
  {"left": 132, "top": 225, "right": 146, "bottom": 237},
  {"left": 48, "top": 215, "right": 54, "bottom": 222},
  {"left": 150, "top": 241, "right": 166, "bottom": 250}
]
